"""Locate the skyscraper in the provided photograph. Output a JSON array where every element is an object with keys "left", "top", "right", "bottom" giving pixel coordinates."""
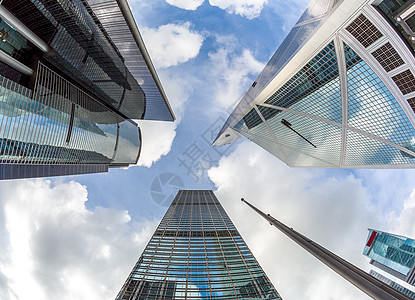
[
  {"left": 117, "top": 190, "right": 281, "bottom": 299},
  {"left": 242, "top": 198, "right": 412, "bottom": 300},
  {"left": 214, "top": 0, "right": 415, "bottom": 168},
  {"left": 363, "top": 229, "right": 415, "bottom": 286},
  {"left": 0, "top": 0, "right": 174, "bottom": 179},
  {"left": 369, "top": 270, "right": 415, "bottom": 299}
]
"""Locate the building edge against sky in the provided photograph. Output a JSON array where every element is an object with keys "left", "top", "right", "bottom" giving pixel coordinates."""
[
  {"left": 117, "top": 190, "right": 281, "bottom": 300},
  {"left": 363, "top": 229, "right": 415, "bottom": 287},
  {"left": 369, "top": 270, "right": 415, "bottom": 299},
  {"left": 0, "top": 0, "right": 174, "bottom": 180},
  {"left": 214, "top": 0, "right": 415, "bottom": 169}
]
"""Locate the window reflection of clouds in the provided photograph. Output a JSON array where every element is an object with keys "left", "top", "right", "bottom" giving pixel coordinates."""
[
  {"left": 0, "top": 76, "right": 140, "bottom": 164},
  {"left": 232, "top": 42, "right": 415, "bottom": 167},
  {"left": 345, "top": 43, "right": 415, "bottom": 165},
  {"left": 346, "top": 47, "right": 415, "bottom": 146}
]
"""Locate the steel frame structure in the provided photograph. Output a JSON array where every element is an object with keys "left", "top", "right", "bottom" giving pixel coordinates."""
[{"left": 214, "top": 0, "right": 415, "bottom": 169}]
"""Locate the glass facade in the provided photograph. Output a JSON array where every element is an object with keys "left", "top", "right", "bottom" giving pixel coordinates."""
[
  {"left": 376, "top": 0, "right": 415, "bottom": 53},
  {"left": 215, "top": 0, "right": 415, "bottom": 168},
  {"left": 230, "top": 40, "right": 415, "bottom": 167},
  {"left": 343, "top": 43, "right": 415, "bottom": 166},
  {"left": 214, "top": 0, "right": 335, "bottom": 142},
  {"left": 86, "top": 0, "right": 175, "bottom": 121},
  {"left": 2, "top": 0, "right": 148, "bottom": 120},
  {"left": 363, "top": 229, "right": 415, "bottom": 286},
  {"left": 0, "top": 0, "right": 173, "bottom": 178},
  {"left": 0, "top": 61, "right": 140, "bottom": 179},
  {"left": 117, "top": 190, "right": 281, "bottom": 300},
  {"left": 369, "top": 270, "right": 415, "bottom": 299},
  {"left": 231, "top": 41, "right": 344, "bottom": 167}
]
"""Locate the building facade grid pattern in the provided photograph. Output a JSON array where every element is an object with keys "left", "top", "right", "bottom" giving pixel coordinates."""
[
  {"left": 214, "top": 0, "right": 415, "bottom": 168},
  {"left": 369, "top": 270, "right": 415, "bottom": 299},
  {"left": 371, "top": 42, "right": 405, "bottom": 73},
  {"left": 264, "top": 42, "right": 342, "bottom": 124},
  {"left": 345, "top": 14, "right": 383, "bottom": 48},
  {"left": 0, "top": 62, "right": 140, "bottom": 166},
  {"left": 344, "top": 43, "right": 415, "bottom": 148},
  {"left": 0, "top": 0, "right": 176, "bottom": 178},
  {"left": 232, "top": 39, "right": 415, "bottom": 167},
  {"left": 86, "top": 0, "right": 175, "bottom": 121},
  {"left": 220, "top": 6, "right": 415, "bottom": 167},
  {"left": 364, "top": 229, "right": 415, "bottom": 286},
  {"left": 117, "top": 190, "right": 281, "bottom": 300},
  {"left": 392, "top": 70, "right": 415, "bottom": 95}
]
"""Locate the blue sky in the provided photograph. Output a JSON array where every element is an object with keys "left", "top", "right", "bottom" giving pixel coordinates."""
[{"left": 1, "top": 0, "right": 415, "bottom": 299}]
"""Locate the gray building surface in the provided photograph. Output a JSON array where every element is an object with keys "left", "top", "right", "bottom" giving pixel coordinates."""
[
  {"left": 369, "top": 270, "right": 415, "bottom": 299},
  {"left": 0, "top": 0, "right": 174, "bottom": 179},
  {"left": 117, "top": 190, "right": 281, "bottom": 300}
]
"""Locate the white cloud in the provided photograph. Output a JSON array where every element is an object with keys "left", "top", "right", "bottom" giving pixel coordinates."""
[
  {"left": 136, "top": 121, "right": 177, "bottom": 167},
  {"left": 134, "top": 67, "right": 193, "bottom": 167},
  {"left": 208, "top": 141, "right": 386, "bottom": 299},
  {"left": 388, "top": 189, "right": 415, "bottom": 238},
  {"left": 0, "top": 179, "right": 157, "bottom": 300},
  {"left": 141, "top": 22, "right": 204, "bottom": 69},
  {"left": 209, "top": 0, "right": 268, "bottom": 19},
  {"left": 208, "top": 37, "right": 264, "bottom": 109},
  {"left": 267, "top": 0, "right": 313, "bottom": 31},
  {"left": 158, "top": 69, "right": 193, "bottom": 121},
  {"left": 166, "top": 0, "right": 204, "bottom": 10}
]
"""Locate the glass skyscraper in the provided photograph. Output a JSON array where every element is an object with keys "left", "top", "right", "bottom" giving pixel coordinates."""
[
  {"left": 363, "top": 229, "right": 415, "bottom": 286},
  {"left": 117, "top": 190, "right": 281, "bottom": 299},
  {"left": 369, "top": 270, "right": 415, "bottom": 299},
  {"left": 0, "top": 0, "right": 174, "bottom": 179},
  {"left": 214, "top": 0, "right": 415, "bottom": 168}
]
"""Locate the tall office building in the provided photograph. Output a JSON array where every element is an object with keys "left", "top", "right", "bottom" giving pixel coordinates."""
[
  {"left": 363, "top": 229, "right": 415, "bottom": 286},
  {"left": 369, "top": 270, "right": 415, "bottom": 299},
  {"left": 0, "top": 0, "right": 174, "bottom": 179},
  {"left": 117, "top": 190, "right": 281, "bottom": 299},
  {"left": 242, "top": 198, "right": 413, "bottom": 299},
  {"left": 214, "top": 0, "right": 415, "bottom": 168}
]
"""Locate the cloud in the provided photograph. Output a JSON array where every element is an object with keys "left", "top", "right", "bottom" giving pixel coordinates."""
[
  {"left": 388, "top": 189, "right": 415, "bottom": 238},
  {"left": 141, "top": 22, "right": 204, "bottom": 69},
  {"left": 208, "top": 141, "right": 389, "bottom": 299},
  {"left": 158, "top": 69, "right": 193, "bottom": 122},
  {"left": 136, "top": 121, "right": 177, "bottom": 167},
  {"left": 166, "top": 0, "right": 204, "bottom": 10},
  {"left": 208, "top": 37, "right": 264, "bottom": 109},
  {"left": 0, "top": 179, "right": 157, "bottom": 300},
  {"left": 134, "top": 67, "right": 193, "bottom": 167},
  {"left": 209, "top": 0, "right": 268, "bottom": 19}
]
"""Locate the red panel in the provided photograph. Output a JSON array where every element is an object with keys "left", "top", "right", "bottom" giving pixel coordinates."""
[{"left": 366, "top": 231, "right": 377, "bottom": 247}]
